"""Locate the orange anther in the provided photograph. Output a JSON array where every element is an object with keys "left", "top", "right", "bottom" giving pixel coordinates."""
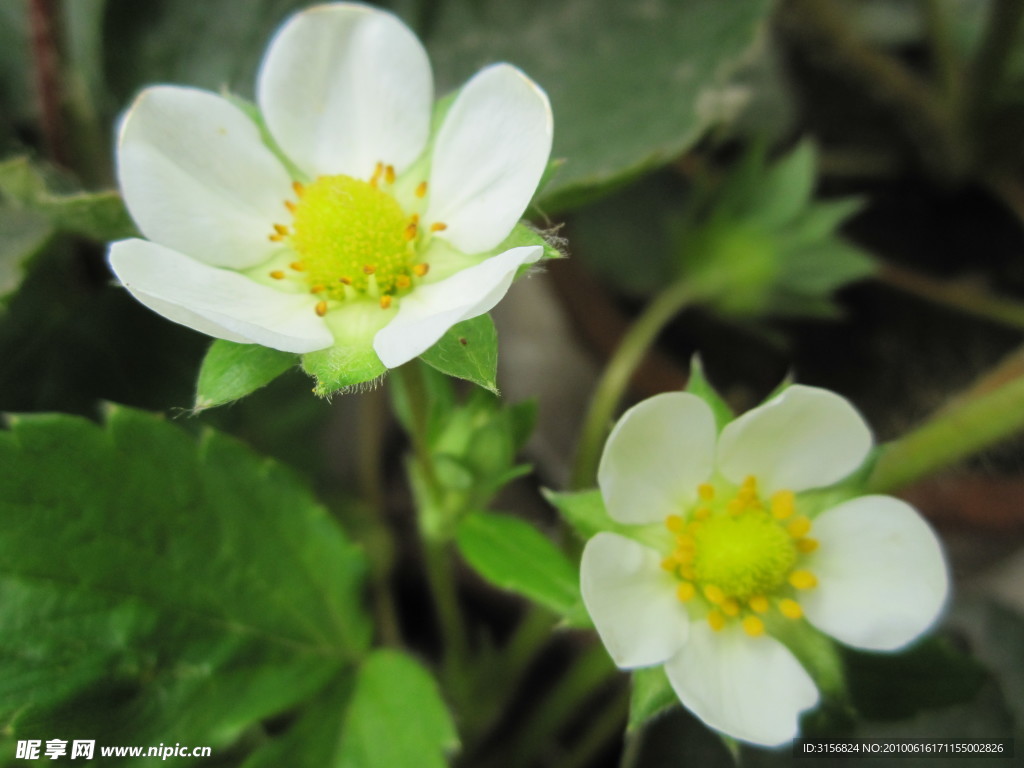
[
  {"left": 273, "top": 223, "right": 288, "bottom": 235},
  {"left": 339, "top": 276, "right": 353, "bottom": 286},
  {"left": 290, "top": 261, "right": 305, "bottom": 272},
  {"left": 269, "top": 270, "right": 285, "bottom": 279},
  {"left": 379, "top": 295, "right": 393, "bottom": 309},
  {"left": 315, "top": 300, "right": 328, "bottom": 317},
  {"left": 396, "top": 275, "right": 411, "bottom": 290},
  {"left": 363, "top": 265, "right": 377, "bottom": 275},
  {"left": 430, "top": 222, "right": 448, "bottom": 232},
  {"left": 413, "top": 263, "right": 430, "bottom": 277},
  {"left": 385, "top": 165, "right": 395, "bottom": 184},
  {"left": 415, "top": 181, "right": 428, "bottom": 198},
  {"left": 292, "top": 180, "right": 305, "bottom": 196},
  {"left": 311, "top": 284, "right": 326, "bottom": 294}
]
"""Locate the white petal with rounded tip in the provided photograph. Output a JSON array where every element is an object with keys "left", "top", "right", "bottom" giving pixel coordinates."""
[
  {"left": 117, "top": 85, "right": 293, "bottom": 270},
  {"left": 598, "top": 393, "right": 716, "bottom": 525},
  {"left": 425, "top": 64, "right": 553, "bottom": 254},
  {"left": 258, "top": 3, "right": 432, "bottom": 179},
  {"left": 581, "top": 533, "right": 689, "bottom": 668},
  {"left": 717, "top": 385, "right": 872, "bottom": 494},
  {"left": 801, "top": 495, "right": 948, "bottom": 651},
  {"left": 108, "top": 239, "right": 334, "bottom": 353},
  {"left": 665, "top": 622, "right": 819, "bottom": 746},
  {"left": 372, "top": 245, "right": 541, "bottom": 368}
]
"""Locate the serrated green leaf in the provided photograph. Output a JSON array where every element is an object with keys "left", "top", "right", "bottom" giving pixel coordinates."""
[
  {"left": 456, "top": 511, "right": 580, "bottom": 616},
  {"left": 337, "top": 649, "right": 459, "bottom": 768},
  {"left": 420, "top": 315, "right": 499, "bottom": 394},
  {"left": 0, "top": 156, "right": 136, "bottom": 241},
  {"left": 195, "top": 339, "right": 298, "bottom": 411},
  {"left": 629, "top": 667, "right": 678, "bottom": 731},
  {"left": 686, "top": 355, "right": 734, "bottom": 432},
  {"left": 0, "top": 406, "right": 370, "bottom": 750}
]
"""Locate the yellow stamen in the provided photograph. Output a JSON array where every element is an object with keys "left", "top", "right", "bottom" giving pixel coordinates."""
[
  {"left": 661, "top": 556, "right": 678, "bottom": 572},
  {"left": 676, "top": 582, "right": 696, "bottom": 602},
  {"left": 269, "top": 270, "right": 285, "bottom": 280},
  {"left": 787, "top": 516, "right": 812, "bottom": 539},
  {"left": 370, "top": 162, "right": 383, "bottom": 187},
  {"left": 292, "top": 180, "right": 305, "bottom": 197},
  {"left": 707, "top": 610, "right": 726, "bottom": 632},
  {"left": 310, "top": 284, "right": 326, "bottom": 294},
  {"left": 748, "top": 595, "right": 769, "bottom": 614},
  {"left": 274, "top": 223, "right": 289, "bottom": 235},
  {"left": 771, "top": 490, "right": 795, "bottom": 520},
  {"left": 703, "top": 584, "right": 725, "bottom": 605},
  {"left": 363, "top": 265, "right": 377, "bottom": 275},
  {"left": 404, "top": 223, "right": 418, "bottom": 241},
  {"left": 722, "top": 598, "right": 740, "bottom": 617},
  {"left": 413, "top": 263, "right": 430, "bottom": 277},
  {"left": 380, "top": 295, "right": 393, "bottom": 309},
  {"left": 385, "top": 165, "right": 396, "bottom": 185},
  {"left": 269, "top": 233, "right": 285, "bottom": 242},
  {"left": 693, "top": 506, "right": 711, "bottom": 520},
  {"left": 430, "top": 221, "right": 448, "bottom": 232},
  {"left": 415, "top": 181, "right": 428, "bottom": 198},
  {"left": 796, "top": 538, "right": 819, "bottom": 554},
  {"left": 742, "top": 616, "right": 766, "bottom": 637},
  {"left": 284, "top": 200, "right": 296, "bottom": 213},
  {"left": 789, "top": 570, "right": 818, "bottom": 590},
  {"left": 315, "top": 300, "right": 328, "bottom": 317},
  {"left": 339, "top": 276, "right": 353, "bottom": 286},
  {"left": 396, "top": 275, "right": 411, "bottom": 290},
  {"left": 698, "top": 483, "right": 715, "bottom": 501},
  {"left": 665, "top": 515, "right": 685, "bottom": 533},
  {"left": 290, "top": 261, "right": 305, "bottom": 272},
  {"left": 779, "top": 598, "right": 803, "bottom": 619}
]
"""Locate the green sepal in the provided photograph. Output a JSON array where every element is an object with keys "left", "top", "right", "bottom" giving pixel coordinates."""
[
  {"left": 685, "top": 355, "right": 734, "bottom": 432},
  {"left": 194, "top": 339, "right": 298, "bottom": 411},
  {"left": 766, "top": 615, "right": 846, "bottom": 699},
  {"left": 543, "top": 488, "right": 664, "bottom": 550},
  {"left": 629, "top": 666, "right": 678, "bottom": 731},
  {"left": 420, "top": 314, "right": 499, "bottom": 394},
  {"left": 337, "top": 649, "right": 459, "bottom": 768},
  {"left": 502, "top": 221, "right": 565, "bottom": 261},
  {"left": 456, "top": 511, "right": 581, "bottom": 618},
  {"left": 0, "top": 156, "right": 136, "bottom": 241}
]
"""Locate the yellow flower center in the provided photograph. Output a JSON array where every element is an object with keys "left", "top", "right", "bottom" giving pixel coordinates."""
[
  {"left": 662, "top": 476, "right": 819, "bottom": 637},
  {"left": 265, "top": 164, "right": 443, "bottom": 315},
  {"left": 290, "top": 174, "right": 413, "bottom": 296}
]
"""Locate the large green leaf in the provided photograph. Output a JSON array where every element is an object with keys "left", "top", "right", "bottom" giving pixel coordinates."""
[
  {"left": 0, "top": 207, "right": 53, "bottom": 306},
  {"left": 456, "top": 511, "right": 580, "bottom": 617},
  {"left": 0, "top": 406, "right": 370, "bottom": 755},
  {"left": 336, "top": 649, "right": 459, "bottom": 768}
]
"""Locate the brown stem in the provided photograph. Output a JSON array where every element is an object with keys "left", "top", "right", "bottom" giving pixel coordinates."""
[{"left": 27, "top": 0, "right": 69, "bottom": 167}]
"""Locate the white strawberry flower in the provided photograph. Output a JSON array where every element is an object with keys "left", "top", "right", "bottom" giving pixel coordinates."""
[
  {"left": 107, "top": 2, "right": 552, "bottom": 384},
  {"left": 581, "top": 385, "right": 949, "bottom": 746}
]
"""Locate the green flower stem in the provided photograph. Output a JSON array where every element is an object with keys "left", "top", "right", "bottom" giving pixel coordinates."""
[
  {"left": 356, "top": 387, "right": 402, "bottom": 647},
  {"left": 570, "top": 282, "right": 693, "bottom": 489},
  {"left": 561, "top": 686, "right": 630, "bottom": 768},
  {"left": 391, "top": 363, "right": 468, "bottom": 676},
  {"left": 868, "top": 349, "right": 1024, "bottom": 491},
  {"left": 877, "top": 261, "right": 1024, "bottom": 331}
]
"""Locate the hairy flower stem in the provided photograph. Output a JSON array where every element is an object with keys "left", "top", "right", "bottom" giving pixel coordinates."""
[
  {"left": 869, "top": 348, "right": 1024, "bottom": 491},
  {"left": 571, "top": 282, "right": 693, "bottom": 489},
  {"left": 391, "top": 363, "right": 468, "bottom": 678}
]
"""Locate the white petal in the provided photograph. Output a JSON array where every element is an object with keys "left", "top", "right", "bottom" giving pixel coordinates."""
[
  {"left": 717, "top": 385, "right": 873, "bottom": 494},
  {"left": 257, "top": 3, "right": 432, "bottom": 179},
  {"left": 580, "top": 533, "right": 689, "bottom": 668},
  {"left": 425, "top": 64, "right": 553, "bottom": 254},
  {"left": 372, "top": 245, "right": 541, "bottom": 368},
  {"left": 598, "top": 393, "right": 716, "bottom": 525},
  {"left": 117, "top": 86, "right": 293, "bottom": 269},
  {"left": 665, "top": 623, "right": 819, "bottom": 746},
  {"left": 108, "top": 239, "right": 334, "bottom": 353},
  {"left": 801, "top": 495, "right": 949, "bottom": 651}
]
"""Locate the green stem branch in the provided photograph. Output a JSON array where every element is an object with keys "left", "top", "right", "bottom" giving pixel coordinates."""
[
  {"left": 571, "top": 282, "right": 693, "bottom": 489},
  {"left": 869, "top": 347, "right": 1024, "bottom": 491},
  {"left": 876, "top": 261, "right": 1024, "bottom": 331}
]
